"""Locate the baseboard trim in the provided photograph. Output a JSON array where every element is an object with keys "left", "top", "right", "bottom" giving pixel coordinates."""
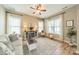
[
  {"left": 64, "top": 40, "right": 77, "bottom": 47},
  {"left": 64, "top": 41, "right": 71, "bottom": 45},
  {"left": 50, "top": 38, "right": 64, "bottom": 43}
]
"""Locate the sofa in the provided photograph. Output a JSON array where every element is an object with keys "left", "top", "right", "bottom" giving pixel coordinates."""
[{"left": 0, "top": 34, "right": 23, "bottom": 55}]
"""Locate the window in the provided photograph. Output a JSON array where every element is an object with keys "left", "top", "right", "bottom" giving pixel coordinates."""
[
  {"left": 0, "top": 16, "right": 5, "bottom": 34},
  {"left": 47, "top": 15, "right": 63, "bottom": 35},
  {"left": 7, "top": 14, "right": 21, "bottom": 34},
  {"left": 38, "top": 20, "right": 44, "bottom": 32},
  {"left": 48, "top": 20, "right": 53, "bottom": 33}
]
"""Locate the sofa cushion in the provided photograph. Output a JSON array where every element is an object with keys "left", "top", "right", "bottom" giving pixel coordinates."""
[
  {"left": 0, "top": 47, "right": 5, "bottom": 55},
  {"left": 3, "top": 42, "right": 15, "bottom": 52},
  {"left": 0, "top": 35, "right": 10, "bottom": 43},
  {"left": 9, "top": 34, "right": 18, "bottom": 42}
]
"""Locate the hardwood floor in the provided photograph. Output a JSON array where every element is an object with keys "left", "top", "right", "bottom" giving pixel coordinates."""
[{"left": 23, "top": 37, "right": 77, "bottom": 55}]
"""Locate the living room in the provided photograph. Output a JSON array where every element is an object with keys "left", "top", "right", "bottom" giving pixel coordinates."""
[{"left": 0, "top": 4, "right": 79, "bottom": 55}]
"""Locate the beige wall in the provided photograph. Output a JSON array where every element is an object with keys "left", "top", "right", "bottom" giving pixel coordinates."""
[
  {"left": 0, "top": 5, "right": 5, "bottom": 35},
  {"left": 63, "top": 5, "right": 77, "bottom": 43},
  {"left": 21, "top": 15, "right": 39, "bottom": 32},
  {"left": 63, "top": 5, "right": 79, "bottom": 52},
  {"left": 76, "top": 5, "right": 79, "bottom": 52},
  {"left": 44, "top": 19, "right": 48, "bottom": 33}
]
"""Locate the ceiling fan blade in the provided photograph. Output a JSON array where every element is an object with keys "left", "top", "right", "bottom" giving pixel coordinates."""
[
  {"left": 41, "top": 9, "right": 46, "bottom": 11},
  {"left": 30, "top": 7, "right": 35, "bottom": 9},
  {"left": 33, "top": 12, "right": 36, "bottom": 14},
  {"left": 30, "top": 4, "right": 46, "bottom": 15}
]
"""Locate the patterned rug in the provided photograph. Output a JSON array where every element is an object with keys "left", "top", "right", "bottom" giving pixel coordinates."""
[{"left": 23, "top": 37, "right": 65, "bottom": 55}]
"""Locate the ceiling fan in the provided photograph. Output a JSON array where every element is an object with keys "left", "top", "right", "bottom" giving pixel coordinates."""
[{"left": 30, "top": 4, "right": 46, "bottom": 15}]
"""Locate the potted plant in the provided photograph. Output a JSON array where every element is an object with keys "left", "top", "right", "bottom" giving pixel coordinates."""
[{"left": 67, "top": 27, "right": 77, "bottom": 44}]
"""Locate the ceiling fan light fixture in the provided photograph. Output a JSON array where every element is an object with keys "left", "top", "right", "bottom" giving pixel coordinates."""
[
  {"left": 36, "top": 10, "right": 40, "bottom": 13},
  {"left": 30, "top": 4, "right": 46, "bottom": 15}
]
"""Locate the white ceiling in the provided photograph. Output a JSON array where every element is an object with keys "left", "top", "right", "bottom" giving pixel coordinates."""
[{"left": 2, "top": 4, "right": 75, "bottom": 18}]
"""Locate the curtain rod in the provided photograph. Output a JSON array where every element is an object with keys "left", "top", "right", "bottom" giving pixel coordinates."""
[{"left": 6, "top": 11, "right": 23, "bottom": 16}]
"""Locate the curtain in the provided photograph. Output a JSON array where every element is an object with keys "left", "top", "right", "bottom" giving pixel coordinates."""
[
  {"left": 38, "top": 20, "right": 44, "bottom": 32},
  {"left": 0, "top": 15, "right": 5, "bottom": 34},
  {"left": 7, "top": 13, "right": 21, "bottom": 34},
  {"left": 47, "top": 15, "right": 63, "bottom": 35}
]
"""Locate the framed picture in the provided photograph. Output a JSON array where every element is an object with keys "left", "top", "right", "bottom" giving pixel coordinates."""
[{"left": 66, "top": 20, "right": 74, "bottom": 27}]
